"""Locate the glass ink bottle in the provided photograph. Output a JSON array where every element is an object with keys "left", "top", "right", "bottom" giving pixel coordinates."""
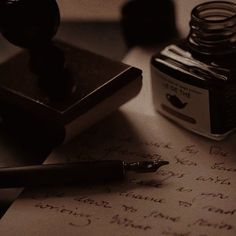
[{"left": 151, "top": 1, "right": 236, "bottom": 140}]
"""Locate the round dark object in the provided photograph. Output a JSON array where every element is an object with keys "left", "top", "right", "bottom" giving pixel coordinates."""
[
  {"left": 0, "top": 0, "right": 60, "bottom": 48},
  {"left": 121, "top": 0, "right": 177, "bottom": 47}
]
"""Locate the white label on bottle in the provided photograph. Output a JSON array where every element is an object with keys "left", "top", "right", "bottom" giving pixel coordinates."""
[{"left": 152, "top": 67, "right": 211, "bottom": 136}]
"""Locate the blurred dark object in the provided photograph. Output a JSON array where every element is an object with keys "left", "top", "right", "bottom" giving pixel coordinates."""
[
  {"left": 121, "top": 0, "right": 178, "bottom": 47},
  {"left": 0, "top": 0, "right": 142, "bottom": 148},
  {"left": 0, "top": 0, "right": 72, "bottom": 101},
  {"left": 0, "top": 0, "right": 60, "bottom": 48}
]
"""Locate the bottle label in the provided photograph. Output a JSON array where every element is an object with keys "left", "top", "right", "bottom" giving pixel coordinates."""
[{"left": 152, "top": 67, "right": 211, "bottom": 136}]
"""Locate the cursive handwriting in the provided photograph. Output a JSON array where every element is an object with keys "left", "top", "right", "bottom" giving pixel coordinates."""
[
  {"left": 174, "top": 156, "right": 197, "bottom": 166},
  {"left": 34, "top": 202, "right": 92, "bottom": 227},
  {"left": 209, "top": 146, "right": 229, "bottom": 158},
  {"left": 195, "top": 176, "right": 231, "bottom": 185},
  {"left": 119, "top": 191, "right": 165, "bottom": 204},
  {"left": 190, "top": 218, "right": 233, "bottom": 231},
  {"left": 129, "top": 178, "right": 162, "bottom": 188},
  {"left": 73, "top": 196, "right": 112, "bottom": 209},
  {"left": 178, "top": 201, "right": 192, "bottom": 208},
  {"left": 211, "top": 162, "right": 236, "bottom": 172},
  {"left": 109, "top": 214, "right": 151, "bottom": 231},
  {"left": 157, "top": 170, "right": 185, "bottom": 182},
  {"left": 181, "top": 145, "right": 199, "bottom": 155},
  {"left": 202, "top": 205, "right": 236, "bottom": 215},
  {"left": 200, "top": 192, "right": 229, "bottom": 200},
  {"left": 121, "top": 204, "right": 138, "bottom": 213},
  {"left": 144, "top": 210, "right": 181, "bottom": 223},
  {"left": 176, "top": 187, "right": 193, "bottom": 193}
]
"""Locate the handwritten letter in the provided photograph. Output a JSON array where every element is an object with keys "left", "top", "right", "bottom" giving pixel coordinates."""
[{"left": 0, "top": 111, "right": 236, "bottom": 236}]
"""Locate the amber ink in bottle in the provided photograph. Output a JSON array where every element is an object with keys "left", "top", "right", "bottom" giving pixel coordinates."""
[{"left": 151, "top": 1, "right": 236, "bottom": 140}]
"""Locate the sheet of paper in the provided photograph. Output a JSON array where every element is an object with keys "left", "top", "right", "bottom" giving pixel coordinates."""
[{"left": 0, "top": 110, "right": 236, "bottom": 236}]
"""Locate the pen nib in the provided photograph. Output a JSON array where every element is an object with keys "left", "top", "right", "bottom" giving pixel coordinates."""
[{"left": 125, "top": 160, "right": 169, "bottom": 173}]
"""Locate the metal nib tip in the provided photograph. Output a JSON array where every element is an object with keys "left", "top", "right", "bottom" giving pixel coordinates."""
[{"left": 125, "top": 160, "right": 169, "bottom": 173}]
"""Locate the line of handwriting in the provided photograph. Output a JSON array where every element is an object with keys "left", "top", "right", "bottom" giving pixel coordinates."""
[
  {"left": 211, "top": 162, "right": 236, "bottom": 172},
  {"left": 34, "top": 202, "right": 92, "bottom": 227},
  {"left": 195, "top": 176, "right": 231, "bottom": 185}
]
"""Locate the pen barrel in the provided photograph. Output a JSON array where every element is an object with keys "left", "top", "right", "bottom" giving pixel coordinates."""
[{"left": 0, "top": 160, "right": 125, "bottom": 188}]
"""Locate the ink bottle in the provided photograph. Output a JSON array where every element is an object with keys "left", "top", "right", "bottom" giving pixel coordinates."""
[{"left": 151, "top": 1, "right": 236, "bottom": 140}]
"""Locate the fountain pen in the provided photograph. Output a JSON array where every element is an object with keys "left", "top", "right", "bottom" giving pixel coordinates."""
[{"left": 0, "top": 160, "right": 168, "bottom": 188}]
